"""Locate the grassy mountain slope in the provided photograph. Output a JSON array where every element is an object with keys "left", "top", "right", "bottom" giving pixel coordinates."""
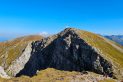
[
  {"left": 0, "top": 35, "right": 43, "bottom": 69},
  {"left": 0, "top": 68, "right": 117, "bottom": 82},
  {"left": 76, "top": 29, "right": 123, "bottom": 78},
  {"left": 0, "top": 28, "right": 123, "bottom": 81},
  {"left": 58, "top": 28, "right": 123, "bottom": 79}
]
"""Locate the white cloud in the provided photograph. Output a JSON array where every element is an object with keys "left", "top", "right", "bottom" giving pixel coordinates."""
[
  {"left": 65, "top": 26, "right": 70, "bottom": 28},
  {"left": 39, "top": 32, "right": 49, "bottom": 37}
]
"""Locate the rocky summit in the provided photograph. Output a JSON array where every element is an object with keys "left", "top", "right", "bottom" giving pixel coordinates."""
[
  {"left": 0, "top": 28, "right": 123, "bottom": 81},
  {"left": 12, "top": 28, "right": 113, "bottom": 77}
]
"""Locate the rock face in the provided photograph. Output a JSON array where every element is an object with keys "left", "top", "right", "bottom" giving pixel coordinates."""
[
  {"left": 0, "top": 35, "right": 43, "bottom": 69},
  {"left": 14, "top": 28, "right": 113, "bottom": 77},
  {"left": 6, "top": 42, "right": 32, "bottom": 76},
  {"left": 0, "top": 66, "right": 10, "bottom": 78}
]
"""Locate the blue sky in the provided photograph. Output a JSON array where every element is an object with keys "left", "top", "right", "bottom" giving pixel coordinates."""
[{"left": 0, "top": 0, "right": 123, "bottom": 38}]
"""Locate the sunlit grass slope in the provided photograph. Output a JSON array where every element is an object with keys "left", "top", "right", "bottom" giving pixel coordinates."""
[
  {"left": 0, "top": 68, "right": 117, "bottom": 82},
  {"left": 0, "top": 35, "right": 43, "bottom": 69},
  {"left": 76, "top": 29, "right": 123, "bottom": 78},
  {"left": 0, "top": 28, "right": 123, "bottom": 81}
]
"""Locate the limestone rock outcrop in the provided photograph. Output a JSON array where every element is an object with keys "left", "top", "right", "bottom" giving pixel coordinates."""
[
  {"left": 0, "top": 66, "right": 10, "bottom": 78},
  {"left": 12, "top": 28, "right": 113, "bottom": 77},
  {"left": 6, "top": 42, "right": 32, "bottom": 76}
]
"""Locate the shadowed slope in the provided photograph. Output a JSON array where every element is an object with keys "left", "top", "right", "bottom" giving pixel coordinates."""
[
  {"left": 0, "top": 35, "right": 43, "bottom": 69},
  {"left": 0, "top": 68, "right": 117, "bottom": 82},
  {"left": 76, "top": 29, "right": 123, "bottom": 79},
  {"left": 15, "top": 28, "right": 116, "bottom": 78},
  {"left": 2, "top": 28, "right": 123, "bottom": 80}
]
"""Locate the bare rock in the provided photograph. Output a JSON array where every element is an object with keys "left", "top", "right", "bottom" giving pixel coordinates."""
[
  {"left": 6, "top": 42, "right": 32, "bottom": 76},
  {"left": 14, "top": 28, "right": 113, "bottom": 77},
  {"left": 0, "top": 66, "right": 10, "bottom": 79}
]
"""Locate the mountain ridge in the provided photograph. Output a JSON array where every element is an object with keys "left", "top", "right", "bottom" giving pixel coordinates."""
[
  {"left": 13, "top": 28, "right": 113, "bottom": 77},
  {"left": 0, "top": 28, "right": 123, "bottom": 81},
  {"left": 0, "top": 35, "right": 43, "bottom": 69}
]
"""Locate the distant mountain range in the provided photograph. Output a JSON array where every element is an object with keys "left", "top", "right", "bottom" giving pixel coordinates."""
[
  {"left": 0, "top": 37, "right": 8, "bottom": 42},
  {"left": 104, "top": 35, "right": 123, "bottom": 46}
]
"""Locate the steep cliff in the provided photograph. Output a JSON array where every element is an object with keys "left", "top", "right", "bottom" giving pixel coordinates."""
[
  {"left": 0, "top": 28, "right": 123, "bottom": 80},
  {"left": 7, "top": 28, "right": 121, "bottom": 79},
  {"left": 0, "top": 35, "right": 43, "bottom": 69}
]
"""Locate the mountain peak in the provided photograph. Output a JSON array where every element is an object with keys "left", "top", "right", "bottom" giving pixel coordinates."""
[
  {"left": 58, "top": 28, "right": 79, "bottom": 37},
  {"left": 1, "top": 28, "right": 123, "bottom": 80},
  {"left": 63, "top": 27, "right": 80, "bottom": 33},
  {"left": 64, "top": 27, "right": 78, "bottom": 31},
  {"left": 7, "top": 28, "right": 115, "bottom": 78}
]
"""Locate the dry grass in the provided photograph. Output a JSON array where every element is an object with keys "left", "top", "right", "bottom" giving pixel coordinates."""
[
  {"left": 99, "top": 79, "right": 116, "bottom": 82},
  {"left": 77, "top": 30, "right": 123, "bottom": 79},
  {"left": 0, "top": 29, "right": 123, "bottom": 81},
  {"left": 0, "top": 35, "right": 43, "bottom": 69},
  {"left": 0, "top": 68, "right": 117, "bottom": 82}
]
